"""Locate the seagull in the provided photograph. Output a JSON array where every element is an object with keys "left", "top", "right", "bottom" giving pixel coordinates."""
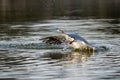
[{"left": 41, "top": 29, "right": 94, "bottom": 51}]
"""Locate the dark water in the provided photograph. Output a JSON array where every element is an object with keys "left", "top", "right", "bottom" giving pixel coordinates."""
[
  {"left": 0, "top": 18, "right": 120, "bottom": 80},
  {"left": 0, "top": 0, "right": 120, "bottom": 23}
]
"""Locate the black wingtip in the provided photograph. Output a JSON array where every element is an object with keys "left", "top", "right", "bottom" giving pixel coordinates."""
[{"left": 40, "top": 36, "right": 63, "bottom": 44}]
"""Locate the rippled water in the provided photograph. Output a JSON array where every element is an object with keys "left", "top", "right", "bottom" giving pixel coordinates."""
[{"left": 0, "top": 19, "right": 120, "bottom": 80}]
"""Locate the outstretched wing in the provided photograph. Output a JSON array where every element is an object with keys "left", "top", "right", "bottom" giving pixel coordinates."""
[
  {"left": 40, "top": 35, "right": 66, "bottom": 44},
  {"left": 66, "top": 33, "right": 89, "bottom": 44}
]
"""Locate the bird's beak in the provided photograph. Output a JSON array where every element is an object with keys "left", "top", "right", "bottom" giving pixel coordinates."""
[{"left": 56, "top": 28, "right": 65, "bottom": 33}]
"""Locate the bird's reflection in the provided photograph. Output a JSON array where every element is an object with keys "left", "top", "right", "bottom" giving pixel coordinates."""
[{"left": 41, "top": 49, "right": 94, "bottom": 63}]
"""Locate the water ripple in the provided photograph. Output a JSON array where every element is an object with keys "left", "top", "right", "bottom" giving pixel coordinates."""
[{"left": 0, "top": 19, "right": 119, "bottom": 80}]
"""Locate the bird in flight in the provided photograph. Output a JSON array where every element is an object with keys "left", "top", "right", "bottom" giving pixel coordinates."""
[{"left": 41, "top": 29, "right": 94, "bottom": 51}]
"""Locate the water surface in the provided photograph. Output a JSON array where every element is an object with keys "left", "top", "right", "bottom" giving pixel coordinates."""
[{"left": 0, "top": 19, "right": 120, "bottom": 80}]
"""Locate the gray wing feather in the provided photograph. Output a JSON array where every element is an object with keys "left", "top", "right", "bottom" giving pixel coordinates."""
[{"left": 66, "top": 33, "right": 89, "bottom": 44}]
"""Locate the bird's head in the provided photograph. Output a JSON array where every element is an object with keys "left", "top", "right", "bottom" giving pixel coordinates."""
[{"left": 61, "top": 34, "right": 74, "bottom": 44}]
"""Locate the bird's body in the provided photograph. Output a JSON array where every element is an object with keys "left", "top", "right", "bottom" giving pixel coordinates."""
[{"left": 41, "top": 30, "right": 94, "bottom": 51}]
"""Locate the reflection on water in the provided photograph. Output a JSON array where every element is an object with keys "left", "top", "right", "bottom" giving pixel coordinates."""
[
  {"left": 42, "top": 50, "right": 94, "bottom": 63},
  {"left": 0, "top": 19, "right": 120, "bottom": 80},
  {"left": 0, "top": 49, "right": 94, "bottom": 80}
]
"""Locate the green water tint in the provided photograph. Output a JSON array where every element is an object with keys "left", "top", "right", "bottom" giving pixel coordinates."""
[{"left": 0, "top": 0, "right": 120, "bottom": 24}]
